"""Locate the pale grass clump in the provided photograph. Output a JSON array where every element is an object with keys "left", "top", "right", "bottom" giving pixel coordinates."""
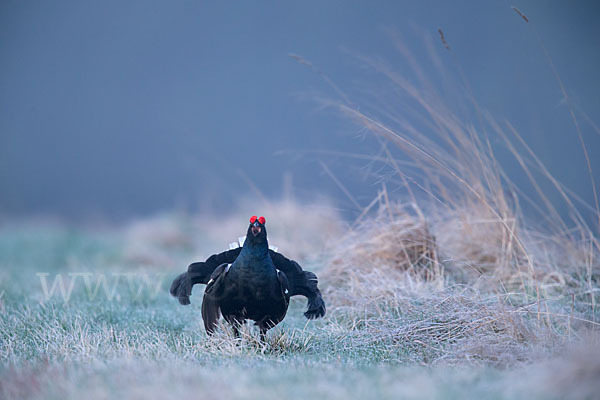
[
  {"left": 434, "top": 205, "right": 526, "bottom": 282},
  {"left": 329, "top": 205, "right": 439, "bottom": 281},
  {"left": 324, "top": 204, "right": 440, "bottom": 310},
  {"left": 321, "top": 203, "right": 548, "bottom": 366},
  {"left": 322, "top": 202, "right": 548, "bottom": 365}
]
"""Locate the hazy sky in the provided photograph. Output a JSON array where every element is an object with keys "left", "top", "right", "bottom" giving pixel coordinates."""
[{"left": 1, "top": 1, "right": 599, "bottom": 221}]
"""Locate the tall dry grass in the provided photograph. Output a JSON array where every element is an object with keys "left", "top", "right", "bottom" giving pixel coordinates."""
[{"left": 315, "top": 34, "right": 600, "bottom": 366}]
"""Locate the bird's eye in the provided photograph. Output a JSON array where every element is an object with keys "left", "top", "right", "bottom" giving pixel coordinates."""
[
  {"left": 250, "top": 216, "right": 257, "bottom": 224},
  {"left": 258, "top": 216, "right": 266, "bottom": 225}
]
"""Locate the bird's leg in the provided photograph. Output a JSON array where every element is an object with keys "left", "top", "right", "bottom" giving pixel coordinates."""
[
  {"left": 259, "top": 328, "right": 267, "bottom": 343},
  {"left": 254, "top": 316, "right": 270, "bottom": 343},
  {"left": 230, "top": 317, "right": 245, "bottom": 340}
]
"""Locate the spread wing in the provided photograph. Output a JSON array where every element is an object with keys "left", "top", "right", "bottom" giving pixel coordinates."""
[
  {"left": 170, "top": 247, "right": 326, "bottom": 319},
  {"left": 169, "top": 248, "right": 241, "bottom": 305},
  {"left": 269, "top": 251, "right": 326, "bottom": 319}
]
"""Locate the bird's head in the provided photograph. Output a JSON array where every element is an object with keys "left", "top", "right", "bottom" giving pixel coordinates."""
[{"left": 246, "top": 215, "right": 267, "bottom": 243}]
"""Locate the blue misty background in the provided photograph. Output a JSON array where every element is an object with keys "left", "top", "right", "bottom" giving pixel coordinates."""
[{"left": 1, "top": 0, "right": 599, "bottom": 223}]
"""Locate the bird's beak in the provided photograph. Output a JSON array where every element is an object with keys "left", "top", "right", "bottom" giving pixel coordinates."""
[{"left": 251, "top": 222, "right": 261, "bottom": 236}]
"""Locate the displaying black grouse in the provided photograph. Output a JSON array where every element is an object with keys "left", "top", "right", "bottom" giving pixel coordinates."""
[{"left": 170, "top": 216, "right": 326, "bottom": 338}]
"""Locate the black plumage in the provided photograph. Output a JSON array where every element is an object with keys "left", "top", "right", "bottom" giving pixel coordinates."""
[{"left": 170, "top": 216, "right": 326, "bottom": 338}]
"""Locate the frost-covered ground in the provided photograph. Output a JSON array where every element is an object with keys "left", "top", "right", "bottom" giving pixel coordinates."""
[{"left": 1, "top": 202, "right": 598, "bottom": 400}]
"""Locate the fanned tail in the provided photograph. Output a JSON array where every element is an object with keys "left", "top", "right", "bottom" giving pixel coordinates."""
[
  {"left": 201, "top": 292, "right": 221, "bottom": 334},
  {"left": 201, "top": 263, "right": 230, "bottom": 335}
]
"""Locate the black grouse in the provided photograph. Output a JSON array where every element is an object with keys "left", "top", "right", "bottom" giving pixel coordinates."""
[{"left": 170, "top": 215, "right": 326, "bottom": 338}]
